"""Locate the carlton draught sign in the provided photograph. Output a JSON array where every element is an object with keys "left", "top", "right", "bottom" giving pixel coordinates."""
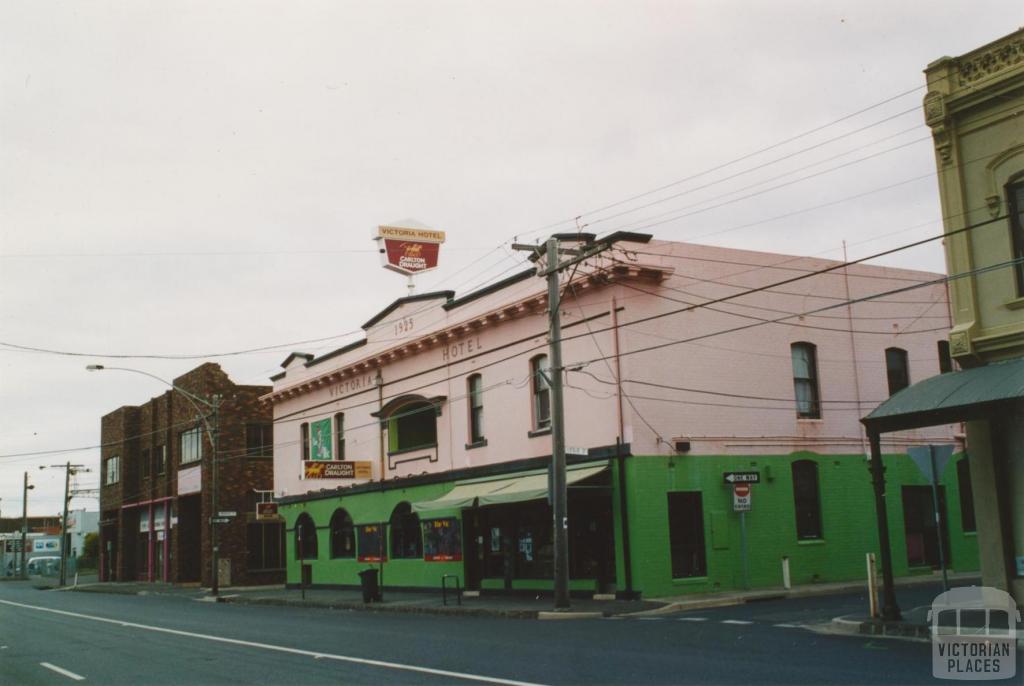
[{"left": 375, "top": 221, "right": 445, "bottom": 276}]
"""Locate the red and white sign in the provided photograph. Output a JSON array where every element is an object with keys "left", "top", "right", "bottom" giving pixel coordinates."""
[
  {"left": 375, "top": 222, "right": 446, "bottom": 276},
  {"left": 733, "top": 483, "right": 752, "bottom": 512}
]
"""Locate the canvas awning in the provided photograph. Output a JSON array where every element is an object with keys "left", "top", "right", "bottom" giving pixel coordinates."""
[
  {"left": 411, "top": 462, "right": 608, "bottom": 513},
  {"left": 862, "top": 357, "right": 1024, "bottom": 434}
]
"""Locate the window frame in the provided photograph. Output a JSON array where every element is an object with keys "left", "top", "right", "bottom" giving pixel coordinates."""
[
  {"left": 388, "top": 502, "right": 422, "bottom": 560},
  {"left": 329, "top": 508, "right": 356, "bottom": 559},
  {"left": 140, "top": 448, "right": 151, "bottom": 480},
  {"left": 245, "top": 423, "right": 273, "bottom": 458},
  {"left": 294, "top": 512, "right": 318, "bottom": 560},
  {"left": 179, "top": 426, "right": 203, "bottom": 465},
  {"left": 1007, "top": 177, "right": 1024, "bottom": 297},
  {"left": 467, "top": 374, "right": 485, "bottom": 444},
  {"left": 300, "top": 422, "right": 310, "bottom": 461},
  {"left": 104, "top": 455, "right": 121, "bottom": 486},
  {"left": 531, "top": 355, "right": 551, "bottom": 430},
  {"left": 885, "top": 347, "right": 910, "bottom": 396},
  {"left": 790, "top": 342, "right": 822, "bottom": 419},
  {"left": 387, "top": 402, "right": 438, "bottom": 453},
  {"left": 334, "top": 412, "right": 346, "bottom": 461},
  {"left": 791, "top": 459, "right": 824, "bottom": 540}
]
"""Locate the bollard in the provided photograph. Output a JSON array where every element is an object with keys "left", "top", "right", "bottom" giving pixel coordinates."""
[
  {"left": 781, "top": 556, "right": 791, "bottom": 590},
  {"left": 864, "top": 556, "right": 880, "bottom": 622}
]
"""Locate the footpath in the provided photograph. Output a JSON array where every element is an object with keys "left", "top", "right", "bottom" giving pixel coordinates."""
[{"left": 62, "top": 570, "right": 982, "bottom": 633}]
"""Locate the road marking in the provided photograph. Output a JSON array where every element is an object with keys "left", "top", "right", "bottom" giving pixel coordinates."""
[
  {"left": 40, "top": 663, "right": 85, "bottom": 681},
  {"left": 773, "top": 623, "right": 802, "bottom": 629},
  {"left": 636, "top": 617, "right": 663, "bottom": 621},
  {"left": 1, "top": 599, "right": 544, "bottom": 686},
  {"left": 720, "top": 620, "right": 753, "bottom": 625},
  {"left": 677, "top": 617, "right": 708, "bottom": 622}
]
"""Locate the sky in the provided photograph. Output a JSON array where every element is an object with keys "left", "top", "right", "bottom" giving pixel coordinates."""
[{"left": 1, "top": 2, "right": 1020, "bottom": 516}]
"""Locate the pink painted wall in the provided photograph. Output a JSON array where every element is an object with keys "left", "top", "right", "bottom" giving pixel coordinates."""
[{"left": 269, "top": 236, "right": 958, "bottom": 498}]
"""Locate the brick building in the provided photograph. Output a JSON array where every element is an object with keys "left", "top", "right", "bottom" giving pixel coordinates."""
[{"left": 98, "top": 363, "right": 282, "bottom": 587}]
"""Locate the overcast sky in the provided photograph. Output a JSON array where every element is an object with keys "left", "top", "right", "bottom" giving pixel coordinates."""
[{"left": 1, "top": 2, "right": 1019, "bottom": 516}]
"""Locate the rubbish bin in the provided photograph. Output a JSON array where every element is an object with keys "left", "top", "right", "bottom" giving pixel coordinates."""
[{"left": 358, "top": 568, "right": 380, "bottom": 603}]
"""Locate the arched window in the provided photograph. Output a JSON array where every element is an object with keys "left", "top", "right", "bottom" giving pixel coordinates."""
[
  {"left": 790, "top": 343, "right": 821, "bottom": 419},
  {"left": 531, "top": 355, "right": 551, "bottom": 430},
  {"left": 329, "top": 509, "right": 355, "bottom": 558},
  {"left": 294, "top": 512, "right": 318, "bottom": 560},
  {"left": 885, "top": 347, "right": 910, "bottom": 396},
  {"left": 467, "top": 374, "right": 485, "bottom": 444},
  {"left": 389, "top": 401, "right": 438, "bottom": 453},
  {"left": 389, "top": 502, "right": 422, "bottom": 559},
  {"left": 791, "top": 460, "right": 823, "bottom": 540}
]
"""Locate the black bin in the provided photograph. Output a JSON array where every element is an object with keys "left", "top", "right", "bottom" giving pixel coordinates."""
[{"left": 358, "top": 568, "right": 380, "bottom": 603}]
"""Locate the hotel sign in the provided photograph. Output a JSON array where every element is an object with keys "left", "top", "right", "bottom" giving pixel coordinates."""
[
  {"left": 303, "top": 460, "right": 373, "bottom": 480},
  {"left": 375, "top": 224, "right": 445, "bottom": 276}
]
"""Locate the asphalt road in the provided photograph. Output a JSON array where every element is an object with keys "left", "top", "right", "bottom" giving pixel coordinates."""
[{"left": 0, "top": 580, "right": 996, "bottom": 685}]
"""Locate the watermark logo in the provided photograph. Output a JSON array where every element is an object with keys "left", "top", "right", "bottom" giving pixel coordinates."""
[{"left": 929, "top": 586, "right": 1020, "bottom": 680}]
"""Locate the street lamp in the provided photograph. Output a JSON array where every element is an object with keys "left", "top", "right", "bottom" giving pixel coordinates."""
[{"left": 86, "top": 364, "right": 223, "bottom": 596}]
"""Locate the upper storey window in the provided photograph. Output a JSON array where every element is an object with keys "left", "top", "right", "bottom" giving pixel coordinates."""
[
  {"left": 531, "top": 355, "right": 551, "bottom": 430},
  {"left": 790, "top": 343, "right": 821, "bottom": 419},
  {"left": 885, "top": 347, "right": 910, "bottom": 396},
  {"left": 1007, "top": 178, "right": 1024, "bottom": 297},
  {"left": 389, "top": 401, "right": 438, "bottom": 453}
]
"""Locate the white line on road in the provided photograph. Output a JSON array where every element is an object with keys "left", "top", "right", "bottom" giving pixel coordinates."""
[
  {"left": 2, "top": 600, "right": 545, "bottom": 686},
  {"left": 40, "top": 662, "right": 85, "bottom": 681},
  {"left": 773, "top": 623, "right": 803, "bottom": 629},
  {"left": 720, "top": 620, "right": 754, "bottom": 625},
  {"left": 677, "top": 617, "right": 708, "bottom": 622}
]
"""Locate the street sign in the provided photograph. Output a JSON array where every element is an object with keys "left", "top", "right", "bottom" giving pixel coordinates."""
[
  {"left": 733, "top": 483, "right": 752, "bottom": 512},
  {"left": 566, "top": 446, "right": 589, "bottom": 456},
  {"left": 217, "top": 511, "right": 237, "bottom": 518},
  {"left": 723, "top": 471, "right": 760, "bottom": 484},
  {"left": 210, "top": 517, "right": 231, "bottom": 524}
]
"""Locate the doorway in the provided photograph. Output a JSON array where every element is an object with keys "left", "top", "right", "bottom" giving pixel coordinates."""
[{"left": 901, "top": 485, "right": 951, "bottom": 569}]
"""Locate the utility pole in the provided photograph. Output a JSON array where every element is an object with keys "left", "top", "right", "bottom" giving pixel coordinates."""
[
  {"left": 21, "top": 472, "right": 33, "bottom": 579},
  {"left": 210, "top": 395, "right": 222, "bottom": 597},
  {"left": 513, "top": 234, "right": 616, "bottom": 610},
  {"left": 42, "top": 463, "right": 88, "bottom": 586}
]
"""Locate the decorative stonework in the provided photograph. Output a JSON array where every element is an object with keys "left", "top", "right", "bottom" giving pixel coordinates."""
[
  {"left": 949, "top": 330, "right": 971, "bottom": 357},
  {"left": 986, "top": 194, "right": 1002, "bottom": 218},
  {"left": 955, "top": 36, "right": 1024, "bottom": 88},
  {"left": 932, "top": 127, "right": 952, "bottom": 165},
  {"left": 923, "top": 92, "right": 946, "bottom": 126}
]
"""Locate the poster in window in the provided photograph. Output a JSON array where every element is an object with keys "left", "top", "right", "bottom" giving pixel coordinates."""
[
  {"left": 357, "top": 524, "right": 386, "bottom": 562},
  {"left": 310, "top": 418, "right": 333, "bottom": 461},
  {"left": 422, "top": 518, "right": 462, "bottom": 561}
]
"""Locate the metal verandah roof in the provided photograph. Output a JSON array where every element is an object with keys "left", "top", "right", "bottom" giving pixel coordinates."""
[{"left": 862, "top": 357, "right": 1024, "bottom": 434}]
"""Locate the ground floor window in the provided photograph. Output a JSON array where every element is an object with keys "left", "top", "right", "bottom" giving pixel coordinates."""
[
  {"left": 248, "top": 522, "right": 284, "bottom": 571},
  {"left": 667, "top": 491, "right": 707, "bottom": 579},
  {"left": 357, "top": 523, "right": 386, "bottom": 562},
  {"left": 422, "top": 517, "right": 462, "bottom": 561},
  {"left": 294, "top": 513, "right": 318, "bottom": 560}
]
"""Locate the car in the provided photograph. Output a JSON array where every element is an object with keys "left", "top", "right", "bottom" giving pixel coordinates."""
[{"left": 26, "top": 556, "right": 61, "bottom": 577}]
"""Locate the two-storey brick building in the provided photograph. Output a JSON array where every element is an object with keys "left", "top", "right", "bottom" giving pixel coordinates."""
[
  {"left": 98, "top": 363, "right": 282, "bottom": 587},
  {"left": 269, "top": 232, "right": 978, "bottom": 598}
]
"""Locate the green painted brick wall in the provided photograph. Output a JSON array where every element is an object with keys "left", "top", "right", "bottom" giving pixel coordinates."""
[
  {"left": 278, "top": 451, "right": 979, "bottom": 596},
  {"left": 619, "top": 451, "right": 979, "bottom": 598}
]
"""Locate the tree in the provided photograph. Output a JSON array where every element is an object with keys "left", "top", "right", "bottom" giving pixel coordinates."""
[{"left": 78, "top": 532, "right": 99, "bottom": 570}]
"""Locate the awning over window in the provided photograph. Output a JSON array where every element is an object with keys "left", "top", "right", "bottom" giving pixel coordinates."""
[
  {"left": 862, "top": 357, "right": 1024, "bottom": 434},
  {"left": 411, "top": 462, "right": 608, "bottom": 514}
]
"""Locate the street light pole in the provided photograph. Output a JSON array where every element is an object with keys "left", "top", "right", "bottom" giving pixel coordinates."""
[{"left": 86, "top": 364, "right": 221, "bottom": 595}]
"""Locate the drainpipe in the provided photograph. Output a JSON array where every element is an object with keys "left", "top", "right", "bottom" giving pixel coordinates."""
[{"left": 842, "top": 242, "right": 868, "bottom": 458}]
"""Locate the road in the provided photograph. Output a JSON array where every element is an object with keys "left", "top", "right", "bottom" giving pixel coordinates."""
[{"left": 0, "top": 580, "right": 983, "bottom": 685}]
